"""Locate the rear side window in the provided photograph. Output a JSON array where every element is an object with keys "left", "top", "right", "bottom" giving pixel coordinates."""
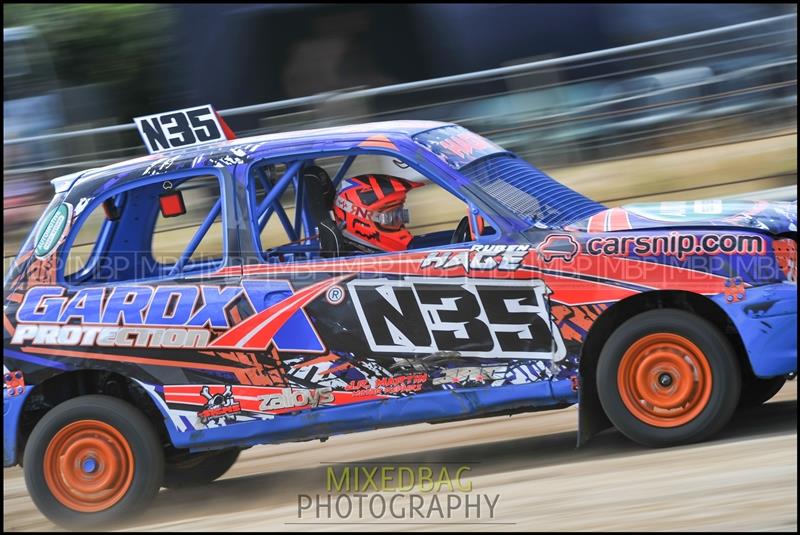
[
  {"left": 246, "top": 151, "right": 483, "bottom": 264},
  {"left": 151, "top": 175, "right": 223, "bottom": 264},
  {"left": 62, "top": 173, "right": 224, "bottom": 285}
]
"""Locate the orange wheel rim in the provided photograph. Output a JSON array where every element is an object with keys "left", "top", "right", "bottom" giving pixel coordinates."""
[
  {"left": 618, "top": 333, "right": 712, "bottom": 428},
  {"left": 43, "top": 420, "right": 134, "bottom": 512}
]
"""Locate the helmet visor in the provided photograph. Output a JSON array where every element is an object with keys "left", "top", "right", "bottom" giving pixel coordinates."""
[{"left": 372, "top": 207, "right": 409, "bottom": 231}]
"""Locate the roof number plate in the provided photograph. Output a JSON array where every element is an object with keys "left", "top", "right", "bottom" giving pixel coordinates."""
[{"left": 134, "top": 105, "right": 227, "bottom": 154}]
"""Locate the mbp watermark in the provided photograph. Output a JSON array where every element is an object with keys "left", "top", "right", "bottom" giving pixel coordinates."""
[{"left": 296, "top": 463, "right": 503, "bottom": 524}]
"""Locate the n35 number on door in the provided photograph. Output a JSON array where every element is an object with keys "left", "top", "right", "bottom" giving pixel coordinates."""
[{"left": 348, "top": 277, "right": 566, "bottom": 360}]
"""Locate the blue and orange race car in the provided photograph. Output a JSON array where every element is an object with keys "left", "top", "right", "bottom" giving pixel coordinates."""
[{"left": 3, "top": 106, "right": 797, "bottom": 528}]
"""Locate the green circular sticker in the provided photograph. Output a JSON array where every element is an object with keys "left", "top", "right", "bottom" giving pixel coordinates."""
[{"left": 34, "top": 203, "right": 72, "bottom": 258}]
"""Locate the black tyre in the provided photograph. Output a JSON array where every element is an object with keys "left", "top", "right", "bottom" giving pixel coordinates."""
[
  {"left": 23, "top": 395, "right": 164, "bottom": 529},
  {"left": 738, "top": 375, "right": 786, "bottom": 408},
  {"left": 163, "top": 447, "right": 240, "bottom": 489},
  {"left": 596, "top": 309, "right": 741, "bottom": 447}
]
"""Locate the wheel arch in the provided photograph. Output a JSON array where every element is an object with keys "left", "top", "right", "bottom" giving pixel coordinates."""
[
  {"left": 15, "top": 370, "right": 173, "bottom": 466},
  {"left": 576, "top": 289, "right": 751, "bottom": 446}
]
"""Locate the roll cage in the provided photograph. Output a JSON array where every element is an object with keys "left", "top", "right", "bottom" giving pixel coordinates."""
[
  {"left": 233, "top": 141, "right": 514, "bottom": 266},
  {"left": 26, "top": 139, "right": 525, "bottom": 289}
]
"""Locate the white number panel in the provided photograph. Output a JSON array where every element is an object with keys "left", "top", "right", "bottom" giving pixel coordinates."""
[{"left": 134, "top": 105, "right": 227, "bottom": 154}]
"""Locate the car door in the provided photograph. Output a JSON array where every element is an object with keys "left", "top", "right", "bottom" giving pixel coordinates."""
[{"left": 224, "top": 147, "right": 567, "bottom": 418}]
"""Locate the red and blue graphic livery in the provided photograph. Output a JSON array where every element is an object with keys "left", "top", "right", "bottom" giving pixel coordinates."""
[{"left": 3, "top": 115, "right": 796, "bottom": 528}]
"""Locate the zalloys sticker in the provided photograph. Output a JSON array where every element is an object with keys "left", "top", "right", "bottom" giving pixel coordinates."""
[{"left": 34, "top": 203, "right": 73, "bottom": 259}]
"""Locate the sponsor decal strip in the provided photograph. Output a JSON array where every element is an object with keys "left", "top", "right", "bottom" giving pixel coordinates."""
[
  {"left": 164, "top": 384, "right": 387, "bottom": 415},
  {"left": 238, "top": 252, "right": 446, "bottom": 276},
  {"left": 526, "top": 254, "right": 729, "bottom": 294},
  {"left": 584, "top": 232, "right": 766, "bottom": 261},
  {"left": 220, "top": 251, "right": 725, "bottom": 305},
  {"left": 229, "top": 245, "right": 729, "bottom": 292}
]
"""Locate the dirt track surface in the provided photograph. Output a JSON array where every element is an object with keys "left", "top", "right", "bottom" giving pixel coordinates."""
[{"left": 3, "top": 382, "right": 796, "bottom": 532}]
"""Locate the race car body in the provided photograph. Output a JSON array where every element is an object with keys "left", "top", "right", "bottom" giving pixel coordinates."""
[{"left": 3, "top": 114, "right": 796, "bottom": 527}]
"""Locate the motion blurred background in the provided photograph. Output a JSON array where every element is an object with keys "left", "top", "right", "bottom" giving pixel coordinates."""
[{"left": 3, "top": 3, "right": 798, "bottom": 272}]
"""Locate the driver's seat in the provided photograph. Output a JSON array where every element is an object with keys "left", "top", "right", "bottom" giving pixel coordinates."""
[{"left": 301, "top": 166, "right": 348, "bottom": 258}]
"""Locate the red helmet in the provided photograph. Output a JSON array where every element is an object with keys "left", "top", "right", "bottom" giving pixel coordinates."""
[{"left": 333, "top": 174, "right": 424, "bottom": 252}]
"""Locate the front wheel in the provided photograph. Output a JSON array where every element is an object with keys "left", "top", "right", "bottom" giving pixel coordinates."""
[
  {"left": 23, "top": 395, "right": 164, "bottom": 529},
  {"left": 597, "top": 309, "right": 741, "bottom": 447}
]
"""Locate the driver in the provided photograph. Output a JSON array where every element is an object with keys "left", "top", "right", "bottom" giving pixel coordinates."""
[{"left": 333, "top": 174, "right": 424, "bottom": 252}]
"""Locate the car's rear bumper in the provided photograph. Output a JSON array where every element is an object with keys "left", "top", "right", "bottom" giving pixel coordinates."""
[{"left": 713, "top": 282, "right": 797, "bottom": 378}]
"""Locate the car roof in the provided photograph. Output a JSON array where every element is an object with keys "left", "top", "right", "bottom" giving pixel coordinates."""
[
  {"left": 53, "top": 120, "right": 453, "bottom": 194},
  {"left": 237, "top": 120, "right": 450, "bottom": 143}
]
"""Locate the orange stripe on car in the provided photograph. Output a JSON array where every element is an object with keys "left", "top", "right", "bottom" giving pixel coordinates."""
[
  {"left": 586, "top": 212, "right": 606, "bottom": 233},
  {"left": 21, "top": 346, "right": 244, "bottom": 373},
  {"left": 608, "top": 207, "right": 632, "bottom": 231},
  {"left": 358, "top": 135, "right": 398, "bottom": 151},
  {"left": 3, "top": 314, "right": 15, "bottom": 336}
]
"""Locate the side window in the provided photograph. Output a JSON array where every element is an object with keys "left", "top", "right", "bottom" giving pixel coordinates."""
[
  {"left": 248, "top": 152, "right": 494, "bottom": 264},
  {"left": 63, "top": 173, "right": 224, "bottom": 285},
  {"left": 152, "top": 175, "right": 223, "bottom": 265}
]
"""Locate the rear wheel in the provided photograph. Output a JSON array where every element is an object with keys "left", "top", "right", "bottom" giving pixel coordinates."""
[
  {"left": 23, "top": 395, "right": 163, "bottom": 529},
  {"left": 163, "top": 447, "right": 240, "bottom": 489},
  {"left": 597, "top": 309, "right": 741, "bottom": 447}
]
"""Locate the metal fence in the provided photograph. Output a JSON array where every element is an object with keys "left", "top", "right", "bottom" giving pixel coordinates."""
[{"left": 3, "top": 13, "right": 797, "bottom": 250}]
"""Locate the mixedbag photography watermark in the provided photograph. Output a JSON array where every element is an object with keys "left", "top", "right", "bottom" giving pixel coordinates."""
[{"left": 296, "top": 463, "right": 502, "bottom": 523}]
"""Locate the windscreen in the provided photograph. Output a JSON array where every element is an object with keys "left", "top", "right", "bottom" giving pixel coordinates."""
[
  {"left": 461, "top": 154, "right": 606, "bottom": 228},
  {"left": 415, "top": 126, "right": 605, "bottom": 228}
]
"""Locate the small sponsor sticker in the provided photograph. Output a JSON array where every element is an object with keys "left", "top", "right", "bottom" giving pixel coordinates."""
[
  {"left": 325, "top": 285, "right": 345, "bottom": 305},
  {"left": 34, "top": 203, "right": 72, "bottom": 259}
]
